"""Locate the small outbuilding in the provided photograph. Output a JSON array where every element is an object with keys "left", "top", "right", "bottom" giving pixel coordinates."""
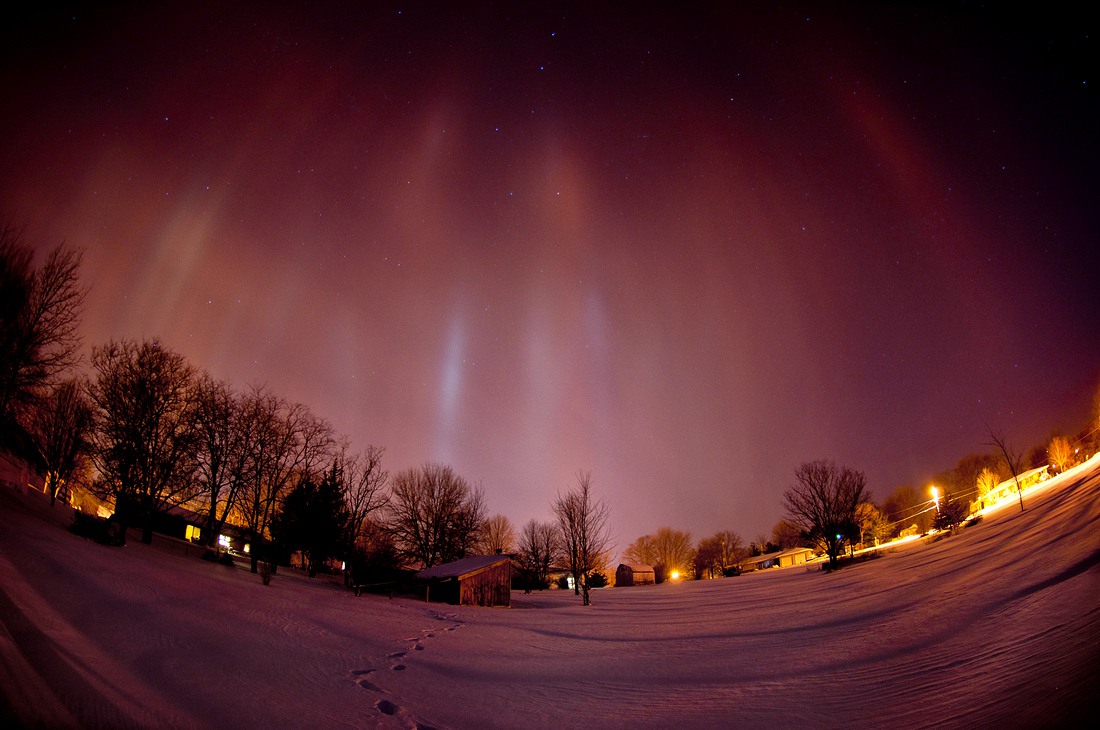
[
  {"left": 615, "top": 563, "right": 656, "bottom": 587},
  {"left": 416, "top": 555, "right": 513, "bottom": 607}
]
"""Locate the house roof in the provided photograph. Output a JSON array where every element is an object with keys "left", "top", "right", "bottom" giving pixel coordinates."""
[
  {"left": 993, "top": 466, "right": 1047, "bottom": 491},
  {"left": 741, "top": 547, "right": 816, "bottom": 566},
  {"left": 416, "top": 554, "right": 512, "bottom": 580},
  {"left": 617, "top": 564, "right": 655, "bottom": 572}
]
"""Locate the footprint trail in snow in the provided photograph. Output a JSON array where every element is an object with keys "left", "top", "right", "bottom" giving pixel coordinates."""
[{"left": 349, "top": 609, "right": 464, "bottom": 726}]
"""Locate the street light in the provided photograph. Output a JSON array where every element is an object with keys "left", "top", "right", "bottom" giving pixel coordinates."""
[{"left": 930, "top": 485, "right": 941, "bottom": 514}]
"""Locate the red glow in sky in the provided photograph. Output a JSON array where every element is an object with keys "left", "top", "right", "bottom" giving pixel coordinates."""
[{"left": 2, "top": 3, "right": 1096, "bottom": 544}]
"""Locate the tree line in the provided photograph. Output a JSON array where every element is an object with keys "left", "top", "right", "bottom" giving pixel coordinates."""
[
  {"left": 5, "top": 225, "right": 1097, "bottom": 592},
  {"left": 622, "top": 407, "right": 1100, "bottom": 577},
  {"left": 1, "top": 228, "right": 619, "bottom": 601}
]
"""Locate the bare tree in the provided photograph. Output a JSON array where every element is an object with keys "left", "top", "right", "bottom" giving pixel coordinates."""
[
  {"left": 552, "top": 471, "right": 612, "bottom": 606},
  {"left": 89, "top": 340, "right": 201, "bottom": 544},
  {"left": 881, "top": 484, "right": 933, "bottom": 537},
  {"left": 387, "top": 462, "right": 486, "bottom": 568},
  {"left": 477, "top": 514, "right": 518, "bottom": 555},
  {"left": 985, "top": 426, "right": 1025, "bottom": 512},
  {"left": 771, "top": 519, "right": 806, "bottom": 550},
  {"left": 237, "top": 389, "right": 335, "bottom": 572},
  {"left": 332, "top": 442, "right": 389, "bottom": 586},
  {"left": 555, "top": 488, "right": 583, "bottom": 596},
  {"left": 693, "top": 536, "right": 724, "bottom": 579},
  {"left": 713, "top": 530, "right": 745, "bottom": 573},
  {"left": 26, "top": 378, "right": 94, "bottom": 505},
  {"left": 654, "top": 527, "right": 694, "bottom": 576},
  {"left": 1047, "top": 436, "right": 1074, "bottom": 474},
  {"left": 193, "top": 376, "right": 253, "bottom": 550},
  {"left": 0, "top": 227, "right": 85, "bottom": 428},
  {"left": 515, "top": 519, "right": 559, "bottom": 592},
  {"left": 621, "top": 534, "right": 659, "bottom": 567},
  {"left": 783, "top": 459, "right": 869, "bottom": 570},
  {"left": 695, "top": 532, "right": 746, "bottom": 579},
  {"left": 625, "top": 527, "right": 693, "bottom": 580}
]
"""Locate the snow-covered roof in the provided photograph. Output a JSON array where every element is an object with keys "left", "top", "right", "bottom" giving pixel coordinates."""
[
  {"left": 416, "top": 554, "right": 511, "bottom": 580},
  {"left": 741, "top": 546, "right": 815, "bottom": 565},
  {"left": 617, "top": 564, "right": 655, "bottom": 572}
]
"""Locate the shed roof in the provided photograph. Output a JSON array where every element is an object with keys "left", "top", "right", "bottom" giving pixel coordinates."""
[
  {"left": 617, "top": 564, "right": 655, "bottom": 573},
  {"left": 417, "top": 554, "right": 511, "bottom": 580}
]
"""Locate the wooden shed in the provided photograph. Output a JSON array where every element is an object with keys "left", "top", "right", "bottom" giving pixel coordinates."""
[
  {"left": 416, "top": 555, "right": 513, "bottom": 607},
  {"left": 615, "top": 563, "right": 656, "bottom": 587}
]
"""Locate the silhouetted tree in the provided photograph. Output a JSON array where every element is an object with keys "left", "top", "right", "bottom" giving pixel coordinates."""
[
  {"left": 89, "top": 340, "right": 200, "bottom": 544},
  {"left": 477, "top": 513, "right": 518, "bottom": 555},
  {"left": 712, "top": 530, "right": 745, "bottom": 574},
  {"left": 694, "top": 536, "right": 724, "bottom": 579},
  {"left": 985, "top": 426, "right": 1025, "bottom": 512},
  {"left": 881, "top": 484, "right": 933, "bottom": 537},
  {"left": 515, "top": 519, "right": 559, "bottom": 592},
  {"left": 237, "top": 388, "right": 335, "bottom": 572},
  {"left": 26, "top": 378, "right": 94, "bottom": 506},
  {"left": 783, "top": 459, "right": 868, "bottom": 570},
  {"left": 933, "top": 452, "right": 1003, "bottom": 504},
  {"left": 771, "top": 519, "right": 806, "bottom": 550},
  {"left": 336, "top": 443, "right": 389, "bottom": 586},
  {"left": 0, "top": 226, "right": 85, "bottom": 430},
  {"left": 1025, "top": 443, "right": 1049, "bottom": 471},
  {"left": 552, "top": 471, "right": 612, "bottom": 606},
  {"left": 348, "top": 518, "right": 404, "bottom": 586},
  {"left": 271, "top": 465, "right": 347, "bottom": 577},
  {"left": 193, "top": 376, "right": 251, "bottom": 550},
  {"left": 387, "top": 462, "right": 485, "bottom": 568}
]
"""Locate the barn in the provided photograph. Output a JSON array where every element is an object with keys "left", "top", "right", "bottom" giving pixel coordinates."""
[
  {"left": 416, "top": 555, "right": 513, "bottom": 607},
  {"left": 615, "top": 563, "right": 656, "bottom": 587}
]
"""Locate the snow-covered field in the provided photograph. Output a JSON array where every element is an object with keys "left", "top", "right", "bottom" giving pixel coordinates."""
[{"left": 3, "top": 458, "right": 1098, "bottom": 729}]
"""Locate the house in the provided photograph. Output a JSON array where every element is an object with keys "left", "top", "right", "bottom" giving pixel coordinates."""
[
  {"left": 416, "top": 554, "right": 513, "bottom": 607},
  {"left": 739, "top": 547, "right": 816, "bottom": 572},
  {"left": 971, "top": 466, "right": 1049, "bottom": 513},
  {"left": 615, "top": 563, "right": 656, "bottom": 587}
]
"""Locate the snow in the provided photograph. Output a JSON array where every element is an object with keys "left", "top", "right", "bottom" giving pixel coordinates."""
[{"left": 2, "top": 456, "right": 1099, "bottom": 729}]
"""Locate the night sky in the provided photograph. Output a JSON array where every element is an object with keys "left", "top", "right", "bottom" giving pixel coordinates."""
[{"left": 2, "top": 2, "right": 1096, "bottom": 545}]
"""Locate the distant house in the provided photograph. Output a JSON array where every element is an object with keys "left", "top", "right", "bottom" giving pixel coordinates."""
[
  {"left": 739, "top": 547, "right": 816, "bottom": 572},
  {"left": 416, "top": 555, "right": 513, "bottom": 607},
  {"left": 615, "top": 563, "right": 656, "bottom": 587},
  {"left": 971, "top": 466, "right": 1050, "bottom": 513}
]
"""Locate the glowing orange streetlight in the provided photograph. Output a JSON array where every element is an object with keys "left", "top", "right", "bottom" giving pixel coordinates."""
[{"left": 930, "top": 485, "right": 941, "bottom": 514}]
